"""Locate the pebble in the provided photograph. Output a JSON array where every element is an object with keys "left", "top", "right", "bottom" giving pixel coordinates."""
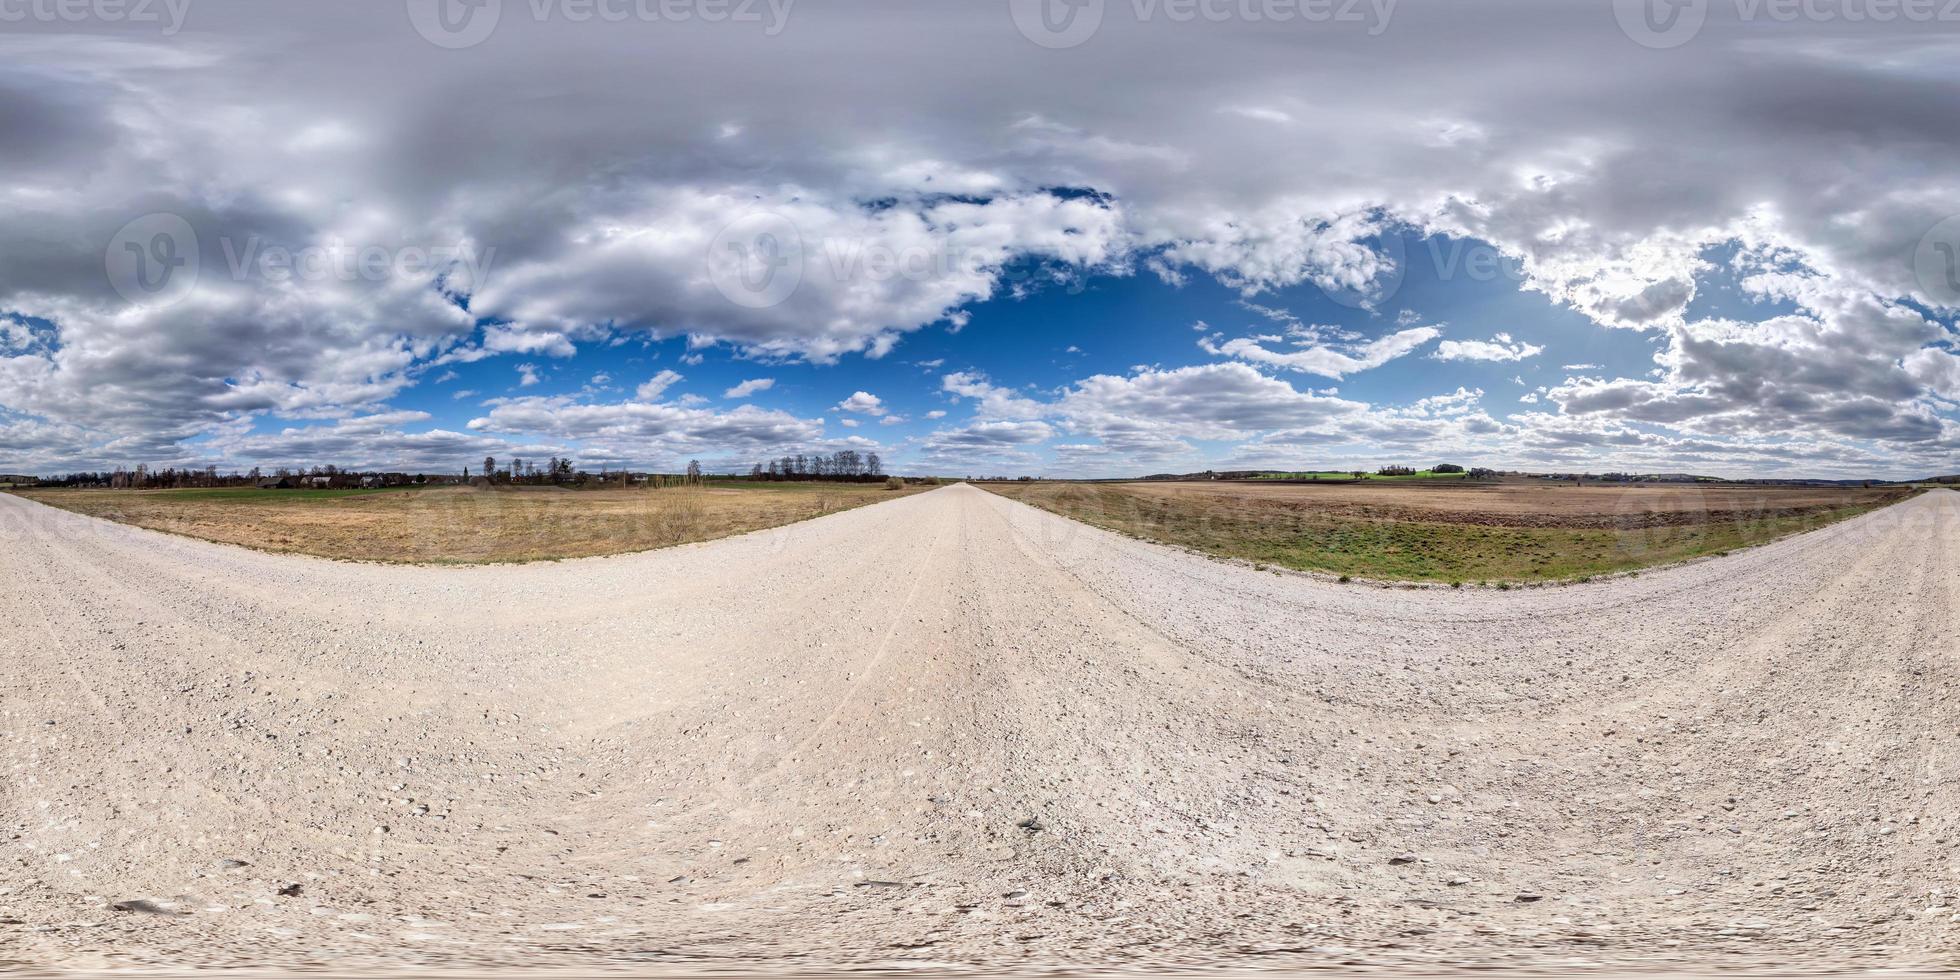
[{"left": 109, "top": 899, "right": 181, "bottom": 916}]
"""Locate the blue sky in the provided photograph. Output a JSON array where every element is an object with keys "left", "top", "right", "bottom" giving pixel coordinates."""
[
  {"left": 2, "top": 2, "right": 1957, "bottom": 479},
  {"left": 222, "top": 232, "right": 1616, "bottom": 471},
  {"left": 174, "top": 227, "right": 1940, "bottom": 479}
]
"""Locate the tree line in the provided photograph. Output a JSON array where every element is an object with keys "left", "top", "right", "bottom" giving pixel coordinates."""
[
  {"left": 750, "top": 450, "right": 885, "bottom": 482},
  {"left": 37, "top": 464, "right": 447, "bottom": 490},
  {"left": 38, "top": 451, "right": 901, "bottom": 491},
  {"left": 40, "top": 457, "right": 695, "bottom": 490}
]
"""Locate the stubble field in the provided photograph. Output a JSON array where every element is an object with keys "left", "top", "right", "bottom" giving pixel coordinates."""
[{"left": 11, "top": 481, "right": 923, "bottom": 564}]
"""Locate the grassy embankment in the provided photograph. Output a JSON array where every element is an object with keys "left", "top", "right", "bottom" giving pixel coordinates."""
[
  {"left": 13, "top": 480, "right": 923, "bottom": 564},
  {"left": 982, "top": 480, "right": 1912, "bottom": 584}
]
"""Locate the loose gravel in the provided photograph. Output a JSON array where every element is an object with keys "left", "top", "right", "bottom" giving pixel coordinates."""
[{"left": 1, "top": 485, "right": 1954, "bottom": 974}]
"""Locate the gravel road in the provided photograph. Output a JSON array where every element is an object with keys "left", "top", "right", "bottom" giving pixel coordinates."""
[{"left": 2, "top": 484, "right": 1955, "bottom": 974}]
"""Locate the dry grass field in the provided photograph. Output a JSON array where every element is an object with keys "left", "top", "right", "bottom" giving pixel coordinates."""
[
  {"left": 983, "top": 479, "right": 1914, "bottom": 583},
  {"left": 12, "top": 481, "right": 922, "bottom": 563}
]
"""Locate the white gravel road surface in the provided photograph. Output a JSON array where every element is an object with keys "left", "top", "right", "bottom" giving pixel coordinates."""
[{"left": 1, "top": 484, "right": 1956, "bottom": 974}]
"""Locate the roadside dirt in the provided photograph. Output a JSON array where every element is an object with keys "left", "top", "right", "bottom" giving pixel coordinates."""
[{"left": 1, "top": 485, "right": 1954, "bottom": 975}]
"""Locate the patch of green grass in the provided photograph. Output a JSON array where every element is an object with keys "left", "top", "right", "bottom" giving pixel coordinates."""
[{"left": 983, "top": 483, "right": 1895, "bottom": 583}]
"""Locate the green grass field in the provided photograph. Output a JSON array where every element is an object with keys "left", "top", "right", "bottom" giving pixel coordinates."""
[{"left": 983, "top": 481, "right": 1906, "bottom": 584}]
